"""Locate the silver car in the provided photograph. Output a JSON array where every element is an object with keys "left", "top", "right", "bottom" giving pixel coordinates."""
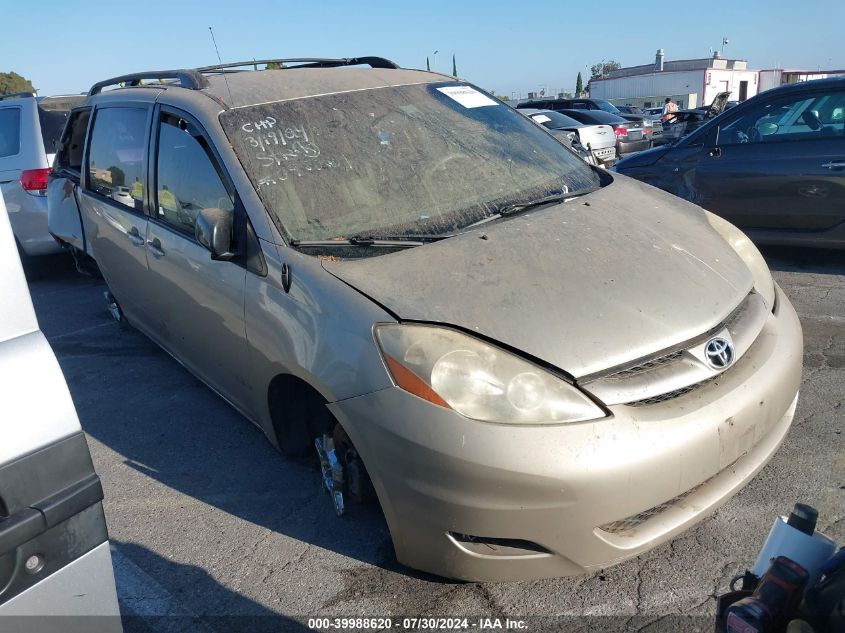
[
  {"left": 52, "top": 59, "right": 803, "bottom": 582},
  {"left": 0, "top": 93, "right": 84, "bottom": 265},
  {"left": 0, "top": 191, "right": 121, "bottom": 629}
]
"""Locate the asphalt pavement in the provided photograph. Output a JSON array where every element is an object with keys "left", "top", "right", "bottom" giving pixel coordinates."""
[{"left": 26, "top": 245, "right": 845, "bottom": 632}]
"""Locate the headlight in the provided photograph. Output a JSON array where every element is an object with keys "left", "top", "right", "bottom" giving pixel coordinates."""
[
  {"left": 374, "top": 324, "right": 607, "bottom": 425},
  {"left": 706, "top": 211, "right": 775, "bottom": 308}
]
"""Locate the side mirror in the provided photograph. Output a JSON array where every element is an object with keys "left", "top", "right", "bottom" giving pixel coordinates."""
[{"left": 195, "top": 207, "right": 234, "bottom": 260}]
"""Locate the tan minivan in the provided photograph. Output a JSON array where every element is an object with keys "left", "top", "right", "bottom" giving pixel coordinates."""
[{"left": 48, "top": 58, "right": 802, "bottom": 581}]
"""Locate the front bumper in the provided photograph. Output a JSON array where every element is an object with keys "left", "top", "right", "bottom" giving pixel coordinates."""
[{"left": 329, "top": 284, "right": 802, "bottom": 581}]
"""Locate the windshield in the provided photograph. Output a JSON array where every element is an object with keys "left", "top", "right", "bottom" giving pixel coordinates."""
[
  {"left": 531, "top": 111, "right": 582, "bottom": 129},
  {"left": 221, "top": 82, "right": 599, "bottom": 243},
  {"left": 594, "top": 100, "right": 621, "bottom": 113}
]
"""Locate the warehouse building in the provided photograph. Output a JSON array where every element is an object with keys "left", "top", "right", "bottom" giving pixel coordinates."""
[
  {"left": 758, "top": 68, "right": 845, "bottom": 92},
  {"left": 589, "top": 49, "right": 759, "bottom": 110}
]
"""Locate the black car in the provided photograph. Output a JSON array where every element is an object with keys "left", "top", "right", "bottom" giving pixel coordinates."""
[
  {"left": 615, "top": 78, "right": 845, "bottom": 248},
  {"left": 662, "top": 91, "right": 732, "bottom": 144},
  {"left": 558, "top": 109, "right": 651, "bottom": 157}
]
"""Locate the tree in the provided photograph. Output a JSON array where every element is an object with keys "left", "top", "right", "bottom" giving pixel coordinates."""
[
  {"left": 452, "top": 54, "right": 457, "bottom": 77},
  {"left": 498, "top": 94, "right": 510, "bottom": 102},
  {"left": 575, "top": 72, "right": 583, "bottom": 96},
  {"left": 265, "top": 61, "right": 282, "bottom": 70},
  {"left": 589, "top": 60, "right": 621, "bottom": 80},
  {"left": 0, "top": 71, "right": 35, "bottom": 95},
  {"left": 107, "top": 166, "right": 125, "bottom": 187}
]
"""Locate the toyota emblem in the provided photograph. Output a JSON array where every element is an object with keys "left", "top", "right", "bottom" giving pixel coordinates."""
[{"left": 704, "top": 337, "right": 734, "bottom": 370}]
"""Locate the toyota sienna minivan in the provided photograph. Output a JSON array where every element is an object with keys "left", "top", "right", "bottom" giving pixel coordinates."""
[{"left": 48, "top": 58, "right": 803, "bottom": 582}]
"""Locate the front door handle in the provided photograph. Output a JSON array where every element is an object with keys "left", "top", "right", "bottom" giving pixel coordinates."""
[
  {"left": 822, "top": 160, "right": 845, "bottom": 170},
  {"left": 127, "top": 228, "right": 145, "bottom": 246},
  {"left": 147, "top": 238, "right": 165, "bottom": 257}
]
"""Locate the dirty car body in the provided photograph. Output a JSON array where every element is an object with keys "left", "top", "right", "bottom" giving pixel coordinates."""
[{"left": 67, "top": 61, "right": 801, "bottom": 582}]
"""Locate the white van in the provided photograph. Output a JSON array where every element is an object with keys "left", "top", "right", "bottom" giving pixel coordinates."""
[{"left": 0, "top": 190, "right": 121, "bottom": 631}]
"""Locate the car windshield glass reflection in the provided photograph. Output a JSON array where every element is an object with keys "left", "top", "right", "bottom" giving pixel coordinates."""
[{"left": 220, "top": 83, "right": 600, "bottom": 243}]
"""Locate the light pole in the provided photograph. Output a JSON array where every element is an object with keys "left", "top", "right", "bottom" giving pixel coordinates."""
[
  {"left": 432, "top": 50, "right": 438, "bottom": 71},
  {"left": 721, "top": 37, "right": 729, "bottom": 57}
]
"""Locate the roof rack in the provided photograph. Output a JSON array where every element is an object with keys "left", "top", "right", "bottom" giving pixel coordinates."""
[
  {"left": 197, "top": 57, "right": 400, "bottom": 72},
  {"left": 0, "top": 92, "right": 36, "bottom": 101},
  {"left": 88, "top": 70, "right": 210, "bottom": 96},
  {"left": 87, "top": 57, "right": 400, "bottom": 96}
]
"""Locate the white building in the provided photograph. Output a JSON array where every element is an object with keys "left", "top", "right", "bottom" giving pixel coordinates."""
[
  {"left": 589, "top": 49, "right": 759, "bottom": 110},
  {"left": 759, "top": 68, "right": 845, "bottom": 92}
]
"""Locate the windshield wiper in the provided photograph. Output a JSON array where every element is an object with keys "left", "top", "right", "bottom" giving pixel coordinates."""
[
  {"left": 290, "top": 234, "right": 447, "bottom": 249},
  {"left": 466, "top": 191, "right": 585, "bottom": 229}
]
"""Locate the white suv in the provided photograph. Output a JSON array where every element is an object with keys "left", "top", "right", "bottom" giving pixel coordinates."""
[{"left": 0, "top": 92, "right": 84, "bottom": 266}]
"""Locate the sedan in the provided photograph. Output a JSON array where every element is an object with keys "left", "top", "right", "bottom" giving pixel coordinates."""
[
  {"left": 559, "top": 109, "right": 651, "bottom": 157},
  {"left": 520, "top": 109, "right": 617, "bottom": 166},
  {"left": 616, "top": 78, "right": 845, "bottom": 248}
]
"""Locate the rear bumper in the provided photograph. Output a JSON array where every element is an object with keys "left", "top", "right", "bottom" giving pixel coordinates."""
[
  {"left": 2, "top": 183, "right": 62, "bottom": 256},
  {"left": 329, "top": 284, "right": 802, "bottom": 581},
  {"left": 618, "top": 139, "right": 651, "bottom": 155},
  {"left": 0, "top": 542, "right": 121, "bottom": 628}
]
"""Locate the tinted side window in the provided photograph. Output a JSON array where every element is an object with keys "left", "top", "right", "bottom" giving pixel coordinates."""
[
  {"left": 86, "top": 108, "right": 147, "bottom": 210},
  {"left": 0, "top": 108, "right": 21, "bottom": 158},
  {"left": 55, "top": 109, "right": 91, "bottom": 174},
  {"left": 155, "top": 112, "right": 233, "bottom": 236},
  {"left": 720, "top": 90, "right": 845, "bottom": 146}
]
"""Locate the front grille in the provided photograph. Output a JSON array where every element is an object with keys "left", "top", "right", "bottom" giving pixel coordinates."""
[
  {"left": 625, "top": 376, "right": 717, "bottom": 407},
  {"left": 599, "top": 479, "right": 709, "bottom": 534},
  {"left": 581, "top": 292, "right": 768, "bottom": 407},
  {"left": 605, "top": 350, "right": 684, "bottom": 380},
  {"left": 598, "top": 454, "right": 743, "bottom": 535}
]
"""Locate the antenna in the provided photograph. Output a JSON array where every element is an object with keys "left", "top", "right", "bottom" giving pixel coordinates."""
[{"left": 208, "top": 26, "right": 233, "bottom": 101}]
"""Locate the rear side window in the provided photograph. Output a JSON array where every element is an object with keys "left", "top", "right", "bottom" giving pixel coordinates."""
[
  {"left": 0, "top": 108, "right": 21, "bottom": 158},
  {"left": 86, "top": 107, "right": 148, "bottom": 210},
  {"left": 154, "top": 112, "right": 234, "bottom": 236},
  {"left": 38, "top": 108, "right": 71, "bottom": 155},
  {"left": 54, "top": 109, "right": 91, "bottom": 174}
]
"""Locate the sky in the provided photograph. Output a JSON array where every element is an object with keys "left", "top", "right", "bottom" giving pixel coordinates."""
[{"left": 3, "top": 0, "right": 842, "bottom": 98}]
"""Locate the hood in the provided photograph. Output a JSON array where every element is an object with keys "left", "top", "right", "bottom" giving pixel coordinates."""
[
  {"left": 614, "top": 144, "right": 672, "bottom": 169},
  {"left": 708, "top": 91, "right": 732, "bottom": 117},
  {"left": 322, "top": 177, "right": 752, "bottom": 379}
]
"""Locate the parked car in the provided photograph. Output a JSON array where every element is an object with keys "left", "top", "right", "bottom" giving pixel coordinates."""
[
  {"left": 516, "top": 98, "right": 662, "bottom": 145},
  {"left": 57, "top": 58, "right": 801, "bottom": 582},
  {"left": 662, "top": 91, "right": 732, "bottom": 143},
  {"left": 643, "top": 107, "right": 664, "bottom": 118},
  {"left": 0, "top": 191, "right": 121, "bottom": 629},
  {"left": 615, "top": 78, "right": 845, "bottom": 247},
  {"left": 557, "top": 109, "right": 651, "bottom": 157},
  {"left": 0, "top": 92, "right": 84, "bottom": 266},
  {"left": 615, "top": 105, "right": 643, "bottom": 115},
  {"left": 520, "top": 108, "right": 617, "bottom": 166}
]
